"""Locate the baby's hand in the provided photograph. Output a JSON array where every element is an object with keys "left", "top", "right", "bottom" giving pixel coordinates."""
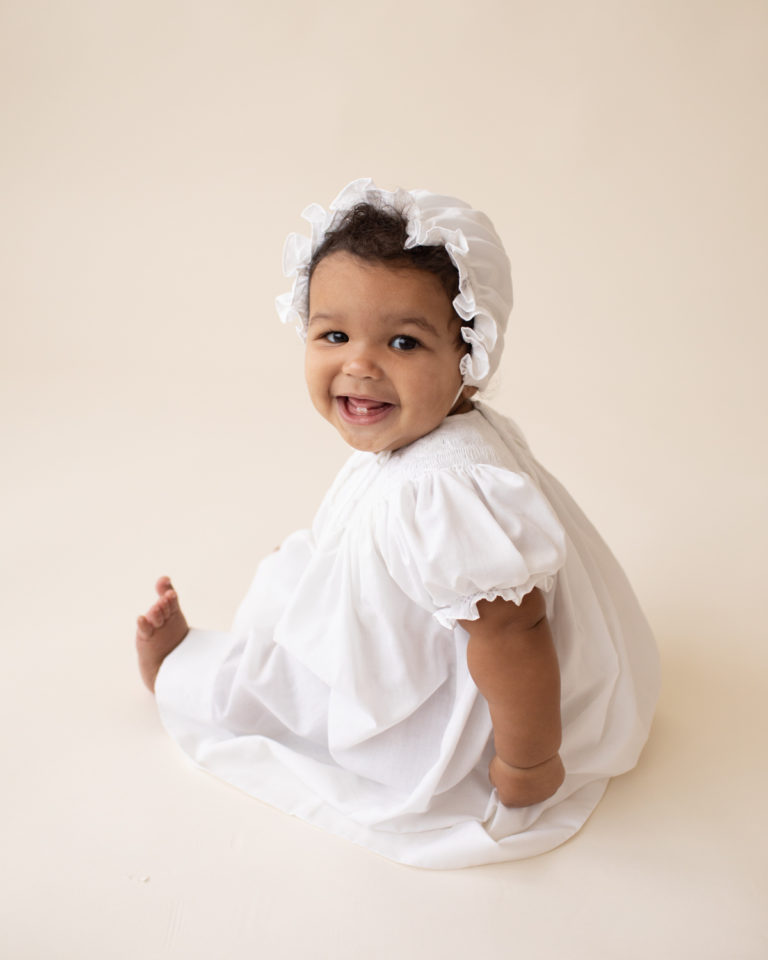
[{"left": 489, "top": 753, "right": 565, "bottom": 807}]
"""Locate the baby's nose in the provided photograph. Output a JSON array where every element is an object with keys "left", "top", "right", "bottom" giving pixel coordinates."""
[{"left": 341, "top": 346, "right": 383, "bottom": 378}]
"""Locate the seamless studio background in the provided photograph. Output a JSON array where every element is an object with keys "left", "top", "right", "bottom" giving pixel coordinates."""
[{"left": 2, "top": 2, "right": 766, "bottom": 958}]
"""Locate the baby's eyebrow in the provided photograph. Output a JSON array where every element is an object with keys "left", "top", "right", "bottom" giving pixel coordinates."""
[
  {"left": 395, "top": 316, "right": 439, "bottom": 337},
  {"left": 307, "top": 312, "right": 338, "bottom": 327}
]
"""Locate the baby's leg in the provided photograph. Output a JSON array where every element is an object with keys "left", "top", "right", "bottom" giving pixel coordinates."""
[{"left": 136, "top": 576, "right": 189, "bottom": 692}]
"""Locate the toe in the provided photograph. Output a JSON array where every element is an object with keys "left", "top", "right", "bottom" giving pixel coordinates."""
[
  {"left": 147, "top": 604, "right": 165, "bottom": 628},
  {"left": 155, "top": 576, "right": 173, "bottom": 596},
  {"left": 136, "top": 615, "right": 153, "bottom": 640}
]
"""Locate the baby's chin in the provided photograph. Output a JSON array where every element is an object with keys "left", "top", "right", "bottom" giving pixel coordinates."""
[
  {"left": 334, "top": 426, "right": 402, "bottom": 455},
  {"left": 336, "top": 426, "right": 433, "bottom": 456},
  {"left": 340, "top": 434, "right": 395, "bottom": 454}
]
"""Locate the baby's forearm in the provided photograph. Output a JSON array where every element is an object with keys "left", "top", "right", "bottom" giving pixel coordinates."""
[
  {"left": 467, "top": 616, "right": 561, "bottom": 767},
  {"left": 461, "top": 591, "right": 563, "bottom": 803}
]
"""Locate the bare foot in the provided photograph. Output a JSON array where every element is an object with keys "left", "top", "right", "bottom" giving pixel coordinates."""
[{"left": 136, "top": 576, "right": 189, "bottom": 692}]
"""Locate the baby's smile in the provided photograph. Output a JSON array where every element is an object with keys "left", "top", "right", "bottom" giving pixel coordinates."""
[{"left": 337, "top": 395, "right": 395, "bottom": 424}]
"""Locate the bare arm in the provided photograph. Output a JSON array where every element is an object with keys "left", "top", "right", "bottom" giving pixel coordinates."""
[{"left": 459, "top": 589, "right": 565, "bottom": 806}]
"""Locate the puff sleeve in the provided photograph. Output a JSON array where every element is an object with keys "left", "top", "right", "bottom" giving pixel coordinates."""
[{"left": 373, "top": 465, "right": 567, "bottom": 629}]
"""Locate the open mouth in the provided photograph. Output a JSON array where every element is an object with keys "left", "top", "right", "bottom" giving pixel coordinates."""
[{"left": 337, "top": 395, "right": 395, "bottom": 425}]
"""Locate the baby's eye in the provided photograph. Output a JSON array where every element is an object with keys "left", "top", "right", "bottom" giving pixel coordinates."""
[
  {"left": 323, "top": 331, "right": 348, "bottom": 344},
  {"left": 390, "top": 335, "right": 421, "bottom": 351}
]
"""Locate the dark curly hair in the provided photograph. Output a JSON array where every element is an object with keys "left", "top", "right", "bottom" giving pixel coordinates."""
[{"left": 307, "top": 202, "right": 472, "bottom": 349}]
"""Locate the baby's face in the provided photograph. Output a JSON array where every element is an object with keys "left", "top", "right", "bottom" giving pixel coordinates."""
[{"left": 305, "top": 252, "right": 468, "bottom": 453}]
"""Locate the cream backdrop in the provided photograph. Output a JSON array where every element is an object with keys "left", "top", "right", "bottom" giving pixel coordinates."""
[{"left": 2, "top": 1, "right": 766, "bottom": 958}]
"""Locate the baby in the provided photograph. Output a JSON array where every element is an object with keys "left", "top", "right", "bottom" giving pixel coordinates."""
[{"left": 136, "top": 179, "right": 660, "bottom": 869}]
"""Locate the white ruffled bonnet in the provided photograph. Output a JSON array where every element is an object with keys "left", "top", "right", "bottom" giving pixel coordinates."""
[{"left": 275, "top": 178, "right": 513, "bottom": 390}]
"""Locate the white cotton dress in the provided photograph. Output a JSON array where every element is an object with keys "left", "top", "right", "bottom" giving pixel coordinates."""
[{"left": 155, "top": 403, "right": 660, "bottom": 869}]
